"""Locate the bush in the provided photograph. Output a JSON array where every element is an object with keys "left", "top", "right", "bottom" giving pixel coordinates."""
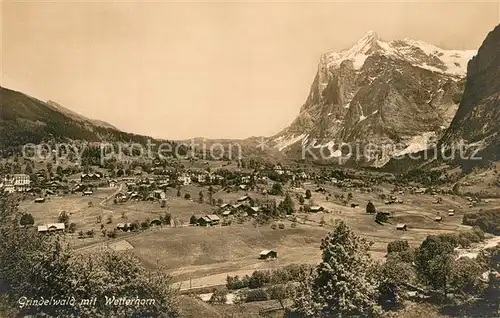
[
  {"left": 68, "top": 223, "right": 76, "bottom": 233},
  {"left": 375, "top": 212, "right": 388, "bottom": 223},
  {"left": 387, "top": 240, "right": 410, "bottom": 254},
  {"left": 463, "top": 209, "right": 500, "bottom": 235},
  {"left": 208, "top": 289, "right": 227, "bottom": 304},
  {"left": 107, "top": 229, "right": 117, "bottom": 239},
  {"left": 19, "top": 213, "right": 35, "bottom": 226},
  {"left": 184, "top": 193, "right": 191, "bottom": 200},
  {"left": 189, "top": 215, "right": 198, "bottom": 225},
  {"left": 243, "top": 288, "right": 268, "bottom": 302}
]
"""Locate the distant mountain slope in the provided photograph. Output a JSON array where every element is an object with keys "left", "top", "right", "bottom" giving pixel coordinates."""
[
  {"left": 439, "top": 24, "right": 500, "bottom": 162},
  {"left": 273, "top": 31, "right": 476, "bottom": 166},
  {"left": 0, "top": 86, "right": 169, "bottom": 155},
  {"left": 46, "top": 100, "right": 117, "bottom": 130}
]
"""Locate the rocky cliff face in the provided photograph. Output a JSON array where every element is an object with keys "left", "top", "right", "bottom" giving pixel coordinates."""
[
  {"left": 439, "top": 24, "right": 500, "bottom": 162},
  {"left": 273, "top": 31, "right": 475, "bottom": 166}
]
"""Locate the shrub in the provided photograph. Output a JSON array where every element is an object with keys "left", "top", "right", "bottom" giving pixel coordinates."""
[
  {"left": 462, "top": 209, "right": 500, "bottom": 235},
  {"left": 68, "top": 223, "right": 76, "bottom": 233},
  {"left": 20, "top": 213, "right": 35, "bottom": 226},
  {"left": 243, "top": 288, "right": 268, "bottom": 302},
  {"left": 375, "top": 212, "right": 388, "bottom": 223}
]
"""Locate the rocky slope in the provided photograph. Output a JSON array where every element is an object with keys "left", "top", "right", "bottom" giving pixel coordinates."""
[
  {"left": 273, "top": 31, "right": 476, "bottom": 166},
  {"left": 439, "top": 24, "right": 500, "bottom": 163}
]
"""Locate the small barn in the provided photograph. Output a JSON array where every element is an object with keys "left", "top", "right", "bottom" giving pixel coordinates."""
[
  {"left": 34, "top": 197, "right": 45, "bottom": 203},
  {"left": 197, "top": 216, "right": 212, "bottom": 227},
  {"left": 206, "top": 214, "right": 220, "bottom": 225},
  {"left": 38, "top": 223, "right": 65, "bottom": 233},
  {"left": 116, "top": 223, "right": 132, "bottom": 231},
  {"left": 309, "top": 206, "right": 324, "bottom": 213},
  {"left": 435, "top": 216, "right": 443, "bottom": 222},
  {"left": 197, "top": 214, "right": 221, "bottom": 226},
  {"left": 246, "top": 206, "right": 260, "bottom": 216},
  {"left": 396, "top": 223, "right": 407, "bottom": 231},
  {"left": 237, "top": 195, "right": 252, "bottom": 203},
  {"left": 259, "top": 250, "right": 278, "bottom": 260}
]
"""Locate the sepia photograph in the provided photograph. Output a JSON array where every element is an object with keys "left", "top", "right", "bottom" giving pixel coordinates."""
[{"left": 0, "top": 1, "right": 499, "bottom": 317}]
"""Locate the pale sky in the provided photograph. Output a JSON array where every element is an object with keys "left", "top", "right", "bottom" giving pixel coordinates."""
[{"left": 1, "top": 1, "right": 499, "bottom": 140}]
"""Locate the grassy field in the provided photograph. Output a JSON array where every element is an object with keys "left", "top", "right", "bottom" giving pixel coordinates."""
[
  {"left": 19, "top": 178, "right": 499, "bottom": 293},
  {"left": 128, "top": 223, "right": 328, "bottom": 282}
]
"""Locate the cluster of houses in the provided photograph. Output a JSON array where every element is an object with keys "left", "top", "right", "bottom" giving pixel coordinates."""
[{"left": 0, "top": 174, "right": 31, "bottom": 193}]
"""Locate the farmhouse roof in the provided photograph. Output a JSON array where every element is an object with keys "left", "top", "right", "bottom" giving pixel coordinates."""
[
  {"left": 39, "top": 223, "right": 65, "bottom": 232},
  {"left": 206, "top": 214, "right": 220, "bottom": 221},
  {"left": 259, "top": 250, "right": 275, "bottom": 255},
  {"left": 200, "top": 216, "right": 211, "bottom": 223},
  {"left": 237, "top": 195, "right": 250, "bottom": 202},
  {"left": 396, "top": 223, "right": 407, "bottom": 228}
]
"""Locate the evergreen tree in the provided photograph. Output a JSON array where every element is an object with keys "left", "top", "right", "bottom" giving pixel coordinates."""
[
  {"left": 278, "top": 192, "right": 295, "bottom": 215},
  {"left": 293, "top": 220, "right": 380, "bottom": 317},
  {"left": 24, "top": 163, "right": 33, "bottom": 175},
  {"left": 366, "top": 201, "right": 376, "bottom": 214},
  {"left": 190, "top": 215, "right": 198, "bottom": 225},
  {"left": 305, "top": 189, "right": 312, "bottom": 199}
]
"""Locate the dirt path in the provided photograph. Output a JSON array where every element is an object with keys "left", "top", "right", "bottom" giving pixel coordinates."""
[{"left": 98, "top": 182, "right": 125, "bottom": 210}]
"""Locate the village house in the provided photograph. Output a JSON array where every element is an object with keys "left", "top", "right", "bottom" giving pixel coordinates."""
[
  {"left": 237, "top": 195, "right": 253, "bottom": 204},
  {"left": 309, "top": 206, "right": 324, "bottom": 213},
  {"left": 34, "top": 197, "right": 46, "bottom": 203},
  {"left": 396, "top": 223, "right": 408, "bottom": 231},
  {"left": 178, "top": 175, "right": 191, "bottom": 186},
  {"left": 245, "top": 206, "right": 260, "bottom": 216},
  {"left": 197, "top": 214, "right": 221, "bottom": 226},
  {"left": 274, "top": 164, "right": 284, "bottom": 175},
  {"left": 116, "top": 223, "right": 132, "bottom": 231},
  {"left": 80, "top": 173, "right": 102, "bottom": 183},
  {"left": 259, "top": 250, "right": 278, "bottom": 260},
  {"left": 3, "top": 174, "right": 31, "bottom": 192},
  {"left": 37, "top": 223, "right": 66, "bottom": 233}
]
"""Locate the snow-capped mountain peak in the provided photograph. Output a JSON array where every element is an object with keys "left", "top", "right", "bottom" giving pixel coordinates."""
[
  {"left": 323, "top": 31, "right": 476, "bottom": 76},
  {"left": 273, "top": 31, "right": 477, "bottom": 166}
]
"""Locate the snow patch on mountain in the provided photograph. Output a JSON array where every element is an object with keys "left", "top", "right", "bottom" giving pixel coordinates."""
[
  {"left": 274, "top": 134, "right": 306, "bottom": 151},
  {"left": 394, "top": 132, "right": 437, "bottom": 157},
  {"left": 323, "top": 31, "right": 476, "bottom": 76}
]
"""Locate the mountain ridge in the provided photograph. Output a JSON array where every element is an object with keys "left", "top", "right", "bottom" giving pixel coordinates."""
[{"left": 0, "top": 86, "right": 177, "bottom": 157}]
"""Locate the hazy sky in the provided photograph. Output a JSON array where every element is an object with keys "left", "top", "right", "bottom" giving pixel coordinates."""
[{"left": 2, "top": 1, "right": 499, "bottom": 140}]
